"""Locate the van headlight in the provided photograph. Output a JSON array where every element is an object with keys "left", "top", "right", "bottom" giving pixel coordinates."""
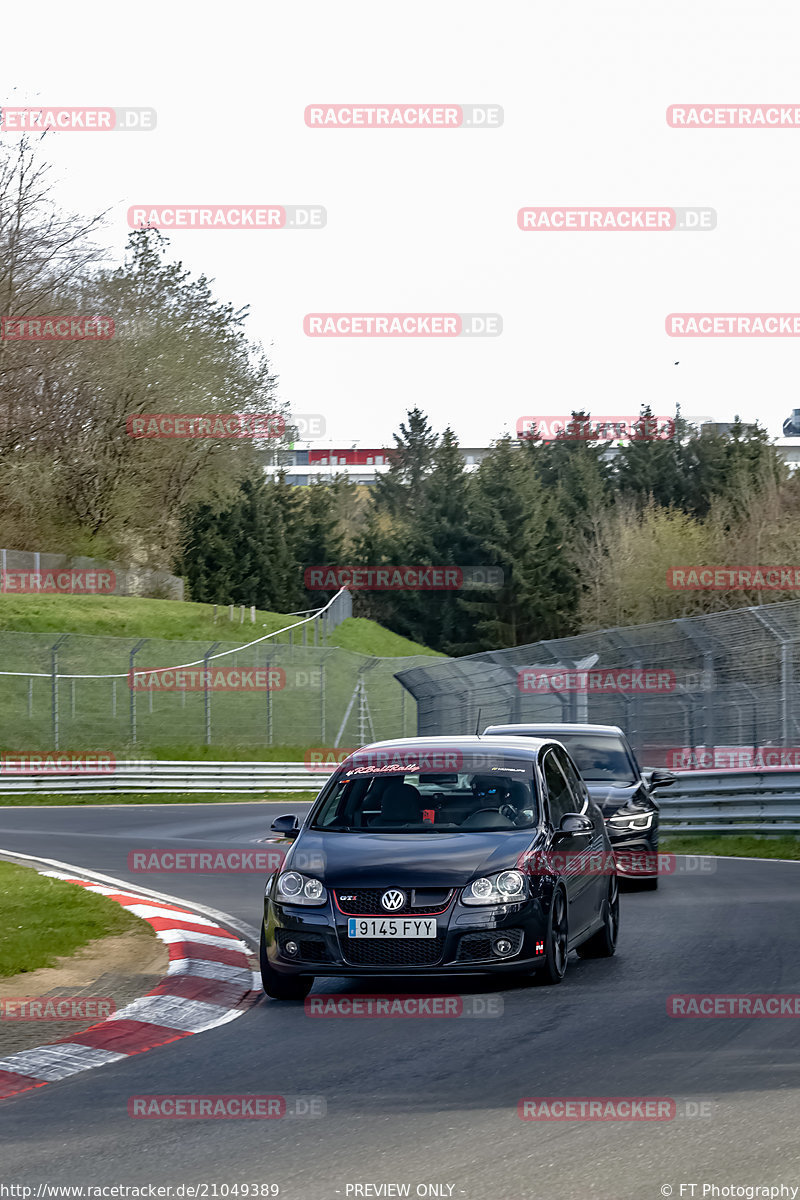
[
  {"left": 462, "top": 870, "right": 526, "bottom": 905},
  {"left": 276, "top": 871, "right": 327, "bottom": 905}
]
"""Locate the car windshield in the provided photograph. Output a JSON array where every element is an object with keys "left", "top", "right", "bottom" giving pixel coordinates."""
[
  {"left": 312, "top": 752, "right": 538, "bottom": 833},
  {"left": 540, "top": 734, "right": 638, "bottom": 784}
]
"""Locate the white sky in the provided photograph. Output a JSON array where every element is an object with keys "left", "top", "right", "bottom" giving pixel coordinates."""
[{"left": 2, "top": 0, "right": 800, "bottom": 447}]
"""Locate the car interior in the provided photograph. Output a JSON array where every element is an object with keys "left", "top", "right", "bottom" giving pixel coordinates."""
[{"left": 314, "top": 770, "right": 538, "bottom": 831}]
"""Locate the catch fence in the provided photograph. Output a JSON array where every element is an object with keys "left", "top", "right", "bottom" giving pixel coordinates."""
[{"left": 395, "top": 600, "right": 800, "bottom": 764}]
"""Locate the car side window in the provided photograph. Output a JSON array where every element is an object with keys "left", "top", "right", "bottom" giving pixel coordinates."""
[
  {"left": 553, "top": 747, "right": 588, "bottom": 811},
  {"left": 542, "top": 751, "right": 574, "bottom": 827}
]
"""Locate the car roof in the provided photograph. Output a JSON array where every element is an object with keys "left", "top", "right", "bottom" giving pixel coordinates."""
[
  {"left": 483, "top": 723, "right": 625, "bottom": 737},
  {"left": 349, "top": 734, "right": 555, "bottom": 759}
]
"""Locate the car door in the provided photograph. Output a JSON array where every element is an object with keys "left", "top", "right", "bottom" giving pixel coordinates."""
[
  {"left": 553, "top": 744, "right": 609, "bottom": 929},
  {"left": 540, "top": 748, "right": 594, "bottom": 938}
]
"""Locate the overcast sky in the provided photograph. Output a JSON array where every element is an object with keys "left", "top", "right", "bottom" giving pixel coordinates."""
[{"left": 2, "top": 0, "right": 800, "bottom": 448}]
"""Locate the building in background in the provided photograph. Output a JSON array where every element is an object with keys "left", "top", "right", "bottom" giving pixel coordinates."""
[{"left": 263, "top": 421, "right": 800, "bottom": 485}]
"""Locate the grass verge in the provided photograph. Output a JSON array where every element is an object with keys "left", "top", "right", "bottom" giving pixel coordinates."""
[
  {"left": 0, "top": 859, "right": 154, "bottom": 977},
  {"left": 661, "top": 834, "right": 800, "bottom": 860},
  {"left": 0, "top": 791, "right": 319, "bottom": 807}
]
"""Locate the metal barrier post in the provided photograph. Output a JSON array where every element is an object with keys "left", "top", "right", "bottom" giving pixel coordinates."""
[
  {"left": 204, "top": 642, "right": 221, "bottom": 746},
  {"left": 50, "top": 635, "right": 69, "bottom": 750},
  {"left": 129, "top": 639, "right": 148, "bottom": 746}
]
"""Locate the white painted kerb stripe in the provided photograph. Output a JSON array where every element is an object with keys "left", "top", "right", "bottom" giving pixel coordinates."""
[{"left": 0, "top": 1044, "right": 125, "bottom": 1081}]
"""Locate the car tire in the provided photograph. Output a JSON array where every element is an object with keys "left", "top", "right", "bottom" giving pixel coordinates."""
[
  {"left": 260, "top": 926, "right": 314, "bottom": 1001},
  {"left": 576, "top": 875, "right": 619, "bottom": 958},
  {"left": 533, "top": 887, "right": 569, "bottom": 985}
]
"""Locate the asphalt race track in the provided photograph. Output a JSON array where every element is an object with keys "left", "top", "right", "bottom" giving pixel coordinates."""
[{"left": 2, "top": 802, "right": 800, "bottom": 1200}]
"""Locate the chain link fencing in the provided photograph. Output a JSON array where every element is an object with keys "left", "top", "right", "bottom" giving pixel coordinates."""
[
  {"left": 0, "top": 548, "right": 184, "bottom": 600},
  {"left": 0, "top": 586, "right": 432, "bottom": 751},
  {"left": 395, "top": 600, "right": 800, "bottom": 766}
]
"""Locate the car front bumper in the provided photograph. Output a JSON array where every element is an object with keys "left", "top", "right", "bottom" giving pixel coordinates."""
[
  {"left": 607, "top": 828, "right": 659, "bottom": 879},
  {"left": 263, "top": 893, "right": 551, "bottom": 977}
]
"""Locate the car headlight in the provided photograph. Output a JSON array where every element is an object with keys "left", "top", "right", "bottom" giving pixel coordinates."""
[
  {"left": 607, "top": 811, "right": 654, "bottom": 831},
  {"left": 462, "top": 870, "right": 527, "bottom": 905},
  {"left": 276, "top": 871, "right": 327, "bottom": 905}
]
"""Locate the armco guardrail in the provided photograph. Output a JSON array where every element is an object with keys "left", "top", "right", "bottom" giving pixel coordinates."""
[
  {"left": 3, "top": 763, "right": 800, "bottom": 832},
  {"left": 0, "top": 761, "right": 338, "bottom": 796},
  {"left": 655, "top": 769, "right": 800, "bottom": 834}
]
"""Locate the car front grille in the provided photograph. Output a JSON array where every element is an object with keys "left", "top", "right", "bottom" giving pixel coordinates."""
[
  {"left": 341, "top": 935, "right": 446, "bottom": 967},
  {"left": 334, "top": 888, "right": 453, "bottom": 915}
]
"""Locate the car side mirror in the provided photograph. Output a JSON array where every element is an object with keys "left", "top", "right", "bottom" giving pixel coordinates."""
[
  {"left": 270, "top": 814, "right": 301, "bottom": 839},
  {"left": 557, "top": 813, "right": 594, "bottom": 836},
  {"left": 648, "top": 770, "right": 677, "bottom": 790}
]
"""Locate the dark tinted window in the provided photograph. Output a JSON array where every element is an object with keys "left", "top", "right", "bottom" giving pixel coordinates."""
[
  {"left": 542, "top": 752, "right": 574, "bottom": 826},
  {"left": 519, "top": 732, "right": 637, "bottom": 784},
  {"left": 552, "top": 747, "right": 587, "bottom": 808}
]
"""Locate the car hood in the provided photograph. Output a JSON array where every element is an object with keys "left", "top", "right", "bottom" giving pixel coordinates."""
[
  {"left": 585, "top": 780, "right": 648, "bottom": 817},
  {"left": 288, "top": 828, "right": 541, "bottom": 887}
]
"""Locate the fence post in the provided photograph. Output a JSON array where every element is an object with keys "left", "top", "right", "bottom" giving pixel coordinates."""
[
  {"left": 129, "top": 639, "right": 148, "bottom": 746},
  {"left": 204, "top": 642, "right": 221, "bottom": 747},
  {"left": 112, "top": 679, "right": 117, "bottom": 718},
  {"left": 50, "top": 635, "right": 69, "bottom": 750},
  {"left": 266, "top": 658, "right": 273, "bottom": 745},
  {"left": 320, "top": 663, "right": 326, "bottom": 742},
  {"left": 27, "top": 677, "right": 33, "bottom": 719},
  {"left": 251, "top": 605, "right": 255, "bottom": 624}
]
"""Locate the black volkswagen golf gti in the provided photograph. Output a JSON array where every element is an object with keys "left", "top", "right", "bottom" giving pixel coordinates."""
[{"left": 261, "top": 736, "right": 619, "bottom": 1000}]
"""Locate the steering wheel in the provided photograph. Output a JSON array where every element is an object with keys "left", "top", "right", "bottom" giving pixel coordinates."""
[{"left": 468, "top": 805, "right": 517, "bottom": 822}]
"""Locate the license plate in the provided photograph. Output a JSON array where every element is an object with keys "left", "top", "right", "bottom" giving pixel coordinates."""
[{"left": 347, "top": 917, "right": 437, "bottom": 939}]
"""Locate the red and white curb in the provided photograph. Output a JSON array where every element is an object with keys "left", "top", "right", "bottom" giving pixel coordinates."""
[{"left": 0, "top": 863, "right": 260, "bottom": 1100}]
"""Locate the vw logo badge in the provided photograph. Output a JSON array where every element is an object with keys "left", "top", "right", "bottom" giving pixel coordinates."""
[{"left": 381, "top": 889, "right": 406, "bottom": 912}]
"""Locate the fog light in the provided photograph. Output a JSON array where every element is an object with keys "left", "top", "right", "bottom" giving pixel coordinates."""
[
  {"left": 284, "top": 940, "right": 299, "bottom": 957},
  {"left": 493, "top": 937, "right": 514, "bottom": 957}
]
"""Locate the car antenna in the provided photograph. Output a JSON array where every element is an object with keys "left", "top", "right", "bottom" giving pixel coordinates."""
[{"left": 475, "top": 708, "right": 482, "bottom": 737}]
